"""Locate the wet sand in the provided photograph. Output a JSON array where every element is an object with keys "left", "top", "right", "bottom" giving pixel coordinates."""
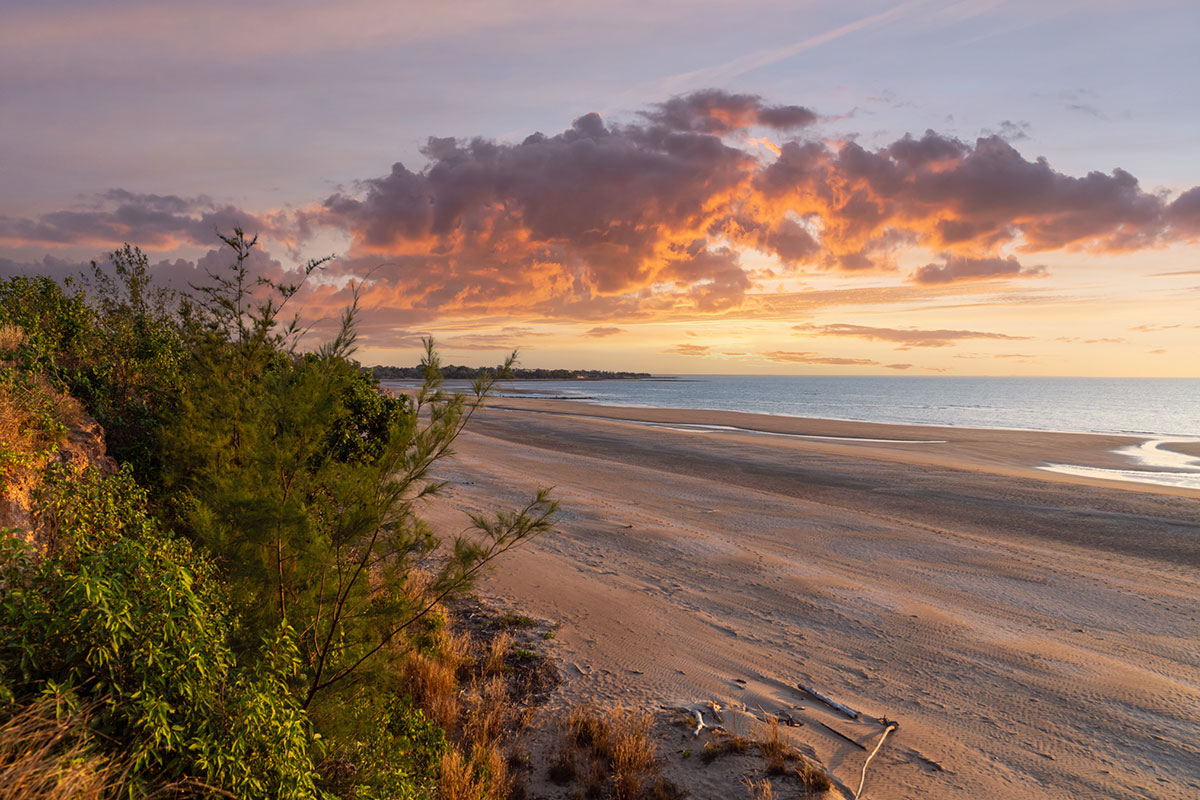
[{"left": 420, "top": 398, "right": 1200, "bottom": 799}]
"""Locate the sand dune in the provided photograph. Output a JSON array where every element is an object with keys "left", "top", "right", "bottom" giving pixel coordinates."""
[{"left": 420, "top": 400, "right": 1200, "bottom": 800}]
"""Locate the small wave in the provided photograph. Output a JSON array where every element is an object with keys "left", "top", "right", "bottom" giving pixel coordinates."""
[
  {"left": 625, "top": 420, "right": 946, "bottom": 444},
  {"left": 496, "top": 393, "right": 595, "bottom": 400},
  {"left": 1040, "top": 437, "right": 1200, "bottom": 490}
]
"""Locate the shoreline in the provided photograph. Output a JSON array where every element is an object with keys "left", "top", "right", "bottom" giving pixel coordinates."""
[
  {"left": 381, "top": 377, "right": 1200, "bottom": 440},
  {"left": 420, "top": 399, "right": 1200, "bottom": 799},
  {"left": 481, "top": 397, "right": 1200, "bottom": 497}
]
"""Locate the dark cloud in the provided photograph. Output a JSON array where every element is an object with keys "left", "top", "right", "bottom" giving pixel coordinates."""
[
  {"left": 1166, "top": 186, "right": 1200, "bottom": 235},
  {"left": 0, "top": 244, "right": 288, "bottom": 294},
  {"left": 793, "top": 322, "right": 1029, "bottom": 347},
  {"left": 583, "top": 326, "right": 623, "bottom": 337},
  {"left": 640, "top": 90, "right": 818, "bottom": 134},
  {"left": 911, "top": 254, "right": 1046, "bottom": 285},
  {"left": 982, "top": 120, "right": 1031, "bottom": 141},
  {"left": 759, "top": 131, "right": 1193, "bottom": 261},
  {"left": 0, "top": 191, "right": 271, "bottom": 249}
]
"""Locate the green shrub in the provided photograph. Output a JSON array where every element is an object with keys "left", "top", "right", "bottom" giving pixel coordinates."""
[
  {"left": 0, "top": 466, "right": 320, "bottom": 798},
  {"left": 329, "top": 695, "right": 448, "bottom": 800}
]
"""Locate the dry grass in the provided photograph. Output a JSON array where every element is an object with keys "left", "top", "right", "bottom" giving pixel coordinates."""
[
  {"left": 756, "top": 716, "right": 789, "bottom": 774},
  {"left": 553, "top": 705, "right": 678, "bottom": 800},
  {"left": 402, "top": 648, "right": 460, "bottom": 732},
  {"left": 438, "top": 744, "right": 509, "bottom": 800},
  {"left": 398, "top": 603, "right": 551, "bottom": 800},
  {"left": 462, "top": 676, "right": 510, "bottom": 749},
  {"left": 607, "top": 708, "right": 657, "bottom": 800},
  {"left": 793, "top": 759, "right": 833, "bottom": 796},
  {"left": 0, "top": 699, "right": 123, "bottom": 800},
  {"left": 0, "top": 325, "right": 24, "bottom": 355},
  {"left": 741, "top": 777, "right": 775, "bottom": 800},
  {"left": 485, "top": 631, "right": 511, "bottom": 676},
  {"left": 752, "top": 715, "right": 831, "bottom": 795},
  {"left": 400, "top": 621, "right": 474, "bottom": 734},
  {"left": 0, "top": 383, "right": 36, "bottom": 463}
]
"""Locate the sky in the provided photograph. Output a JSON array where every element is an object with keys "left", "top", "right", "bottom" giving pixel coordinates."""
[{"left": 2, "top": 0, "right": 1198, "bottom": 376}]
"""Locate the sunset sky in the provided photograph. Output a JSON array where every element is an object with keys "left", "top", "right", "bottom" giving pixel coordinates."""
[{"left": 2, "top": 0, "right": 1198, "bottom": 376}]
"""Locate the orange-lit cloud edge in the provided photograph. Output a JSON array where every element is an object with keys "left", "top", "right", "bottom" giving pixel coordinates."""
[{"left": 2, "top": 91, "right": 1198, "bottom": 376}]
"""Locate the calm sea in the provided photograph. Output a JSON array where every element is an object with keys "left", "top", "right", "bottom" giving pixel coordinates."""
[{"left": 488, "top": 376, "right": 1200, "bottom": 438}]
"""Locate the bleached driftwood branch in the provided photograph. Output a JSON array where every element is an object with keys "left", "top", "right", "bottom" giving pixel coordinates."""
[
  {"left": 660, "top": 704, "right": 728, "bottom": 737},
  {"left": 796, "top": 682, "right": 860, "bottom": 719}
]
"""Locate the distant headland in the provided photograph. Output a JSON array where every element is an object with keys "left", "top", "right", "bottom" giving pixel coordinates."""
[{"left": 367, "top": 364, "right": 653, "bottom": 381}]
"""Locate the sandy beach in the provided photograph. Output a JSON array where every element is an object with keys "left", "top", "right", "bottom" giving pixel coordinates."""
[{"left": 420, "top": 398, "right": 1200, "bottom": 800}]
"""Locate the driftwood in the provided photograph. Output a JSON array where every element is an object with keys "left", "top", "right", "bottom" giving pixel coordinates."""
[
  {"left": 660, "top": 704, "right": 727, "bottom": 737},
  {"left": 796, "top": 682, "right": 860, "bottom": 719},
  {"left": 855, "top": 723, "right": 899, "bottom": 799}
]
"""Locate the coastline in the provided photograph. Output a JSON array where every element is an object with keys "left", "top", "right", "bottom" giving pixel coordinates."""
[
  {"left": 483, "top": 396, "right": 1200, "bottom": 497},
  {"left": 420, "top": 398, "right": 1200, "bottom": 800}
]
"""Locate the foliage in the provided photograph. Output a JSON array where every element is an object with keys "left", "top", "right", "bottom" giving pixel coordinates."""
[
  {"left": 0, "top": 228, "right": 556, "bottom": 798},
  {"left": 161, "top": 230, "right": 556, "bottom": 712},
  {"left": 75, "top": 246, "right": 185, "bottom": 480},
  {"left": 0, "top": 249, "right": 185, "bottom": 483},
  {"left": 0, "top": 277, "right": 92, "bottom": 374},
  {"left": 323, "top": 367, "right": 412, "bottom": 465},
  {"left": 327, "top": 694, "right": 448, "bottom": 800},
  {"left": 0, "top": 466, "right": 320, "bottom": 798},
  {"left": 0, "top": 368, "right": 68, "bottom": 485}
]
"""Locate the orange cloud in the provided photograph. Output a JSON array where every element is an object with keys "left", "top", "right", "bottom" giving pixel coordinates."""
[
  {"left": 6, "top": 91, "right": 1199, "bottom": 329},
  {"left": 666, "top": 343, "right": 711, "bottom": 356}
]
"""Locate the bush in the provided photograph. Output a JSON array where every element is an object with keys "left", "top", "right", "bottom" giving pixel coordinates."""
[
  {"left": 0, "top": 466, "right": 320, "bottom": 798},
  {"left": 159, "top": 230, "right": 555, "bottom": 714},
  {"left": 0, "top": 229, "right": 556, "bottom": 798}
]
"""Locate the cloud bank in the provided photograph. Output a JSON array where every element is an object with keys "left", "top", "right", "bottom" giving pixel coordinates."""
[{"left": 4, "top": 90, "right": 1199, "bottom": 329}]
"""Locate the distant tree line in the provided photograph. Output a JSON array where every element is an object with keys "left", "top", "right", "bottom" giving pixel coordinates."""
[{"left": 368, "top": 364, "right": 652, "bottom": 381}]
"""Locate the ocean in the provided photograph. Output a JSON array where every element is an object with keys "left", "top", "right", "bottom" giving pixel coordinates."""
[
  {"left": 383, "top": 375, "right": 1200, "bottom": 488},
  {"left": 488, "top": 376, "right": 1199, "bottom": 438}
]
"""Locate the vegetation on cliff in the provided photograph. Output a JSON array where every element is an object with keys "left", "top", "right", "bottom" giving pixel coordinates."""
[{"left": 0, "top": 232, "right": 555, "bottom": 798}]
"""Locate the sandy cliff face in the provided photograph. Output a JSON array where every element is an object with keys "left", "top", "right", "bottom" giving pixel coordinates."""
[{"left": 0, "top": 396, "right": 116, "bottom": 553}]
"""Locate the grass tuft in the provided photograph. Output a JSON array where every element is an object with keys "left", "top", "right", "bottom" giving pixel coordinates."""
[
  {"left": 741, "top": 776, "right": 775, "bottom": 800},
  {"left": 0, "top": 699, "right": 124, "bottom": 800},
  {"left": 552, "top": 705, "right": 680, "bottom": 800}
]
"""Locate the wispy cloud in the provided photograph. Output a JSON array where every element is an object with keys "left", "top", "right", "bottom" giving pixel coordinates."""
[
  {"left": 583, "top": 326, "right": 624, "bottom": 338},
  {"left": 665, "top": 343, "right": 711, "bottom": 356},
  {"left": 1147, "top": 269, "right": 1200, "bottom": 277},
  {"left": 761, "top": 350, "right": 880, "bottom": 365},
  {"left": 655, "top": 1, "right": 932, "bottom": 92},
  {"left": 793, "top": 322, "right": 1029, "bottom": 347}
]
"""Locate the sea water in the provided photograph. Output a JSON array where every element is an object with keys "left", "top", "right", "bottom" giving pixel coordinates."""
[
  {"left": 384, "top": 375, "right": 1200, "bottom": 488},
  {"left": 493, "top": 376, "right": 1199, "bottom": 438},
  {"left": 481, "top": 375, "right": 1200, "bottom": 489}
]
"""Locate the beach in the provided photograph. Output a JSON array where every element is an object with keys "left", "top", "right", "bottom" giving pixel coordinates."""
[{"left": 421, "top": 398, "right": 1200, "bottom": 800}]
